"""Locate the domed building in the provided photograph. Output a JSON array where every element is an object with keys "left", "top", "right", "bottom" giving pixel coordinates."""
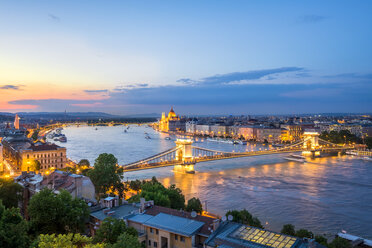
[{"left": 158, "top": 107, "right": 185, "bottom": 132}]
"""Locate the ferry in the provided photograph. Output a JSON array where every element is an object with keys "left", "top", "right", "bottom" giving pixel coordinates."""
[
  {"left": 207, "top": 138, "right": 233, "bottom": 144},
  {"left": 165, "top": 137, "right": 171, "bottom": 140},
  {"left": 284, "top": 154, "right": 306, "bottom": 163}
]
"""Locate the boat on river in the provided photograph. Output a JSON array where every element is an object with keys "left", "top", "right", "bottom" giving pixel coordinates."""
[{"left": 284, "top": 154, "right": 306, "bottom": 163}]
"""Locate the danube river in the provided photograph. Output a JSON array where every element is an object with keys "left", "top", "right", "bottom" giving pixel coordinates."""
[{"left": 56, "top": 125, "right": 372, "bottom": 238}]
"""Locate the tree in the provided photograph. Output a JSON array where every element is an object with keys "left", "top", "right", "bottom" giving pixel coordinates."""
[
  {"left": 281, "top": 224, "right": 296, "bottom": 236},
  {"left": 112, "top": 233, "right": 141, "bottom": 248},
  {"left": 128, "top": 177, "right": 185, "bottom": 210},
  {"left": 365, "top": 137, "right": 372, "bottom": 149},
  {"left": 167, "top": 184, "right": 185, "bottom": 209},
  {"left": 38, "top": 233, "right": 105, "bottom": 248},
  {"left": 28, "top": 189, "right": 89, "bottom": 235},
  {"left": 31, "top": 130, "right": 39, "bottom": 141},
  {"left": 93, "top": 217, "right": 127, "bottom": 244},
  {"left": 78, "top": 159, "right": 90, "bottom": 168},
  {"left": 186, "top": 197, "right": 203, "bottom": 214},
  {"left": 295, "top": 229, "right": 313, "bottom": 238},
  {"left": 87, "top": 153, "right": 124, "bottom": 198},
  {"left": 30, "top": 160, "right": 41, "bottom": 172},
  {"left": 0, "top": 201, "right": 29, "bottom": 248},
  {"left": 329, "top": 237, "right": 351, "bottom": 248},
  {"left": 129, "top": 180, "right": 142, "bottom": 192},
  {"left": 315, "top": 235, "right": 328, "bottom": 247},
  {"left": 225, "top": 209, "right": 262, "bottom": 228},
  {"left": 0, "top": 178, "right": 23, "bottom": 209}
]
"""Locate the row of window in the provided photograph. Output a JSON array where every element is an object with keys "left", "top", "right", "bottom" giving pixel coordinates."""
[
  {"left": 41, "top": 164, "right": 64, "bottom": 170},
  {"left": 26, "top": 152, "right": 64, "bottom": 159}
]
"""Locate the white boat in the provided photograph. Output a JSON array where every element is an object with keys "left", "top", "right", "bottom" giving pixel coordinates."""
[
  {"left": 284, "top": 154, "right": 306, "bottom": 163},
  {"left": 362, "top": 157, "right": 372, "bottom": 161}
]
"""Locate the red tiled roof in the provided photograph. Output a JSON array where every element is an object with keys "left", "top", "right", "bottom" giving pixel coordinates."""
[{"left": 144, "top": 205, "right": 218, "bottom": 236}]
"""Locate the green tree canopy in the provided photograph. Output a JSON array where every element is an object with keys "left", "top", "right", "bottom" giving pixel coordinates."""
[
  {"left": 281, "top": 224, "right": 296, "bottom": 236},
  {"left": 78, "top": 159, "right": 90, "bottom": 167},
  {"left": 93, "top": 217, "right": 127, "bottom": 244},
  {"left": 128, "top": 177, "right": 185, "bottom": 210},
  {"left": 295, "top": 229, "right": 313, "bottom": 239},
  {"left": 30, "top": 160, "right": 41, "bottom": 172},
  {"left": 186, "top": 197, "right": 203, "bottom": 214},
  {"left": 87, "top": 153, "right": 124, "bottom": 198},
  {"left": 28, "top": 189, "right": 89, "bottom": 235},
  {"left": 0, "top": 201, "right": 29, "bottom": 248},
  {"left": 329, "top": 237, "right": 351, "bottom": 248},
  {"left": 225, "top": 209, "right": 263, "bottom": 228},
  {"left": 111, "top": 233, "right": 141, "bottom": 248},
  {"left": 37, "top": 233, "right": 104, "bottom": 248},
  {"left": 315, "top": 235, "right": 328, "bottom": 247},
  {"left": 0, "top": 178, "right": 23, "bottom": 209}
]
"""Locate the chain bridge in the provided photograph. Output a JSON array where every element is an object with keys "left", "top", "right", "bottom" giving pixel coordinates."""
[{"left": 122, "top": 131, "right": 353, "bottom": 172}]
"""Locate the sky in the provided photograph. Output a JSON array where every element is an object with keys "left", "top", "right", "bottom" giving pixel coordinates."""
[{"left": 0, "top": 0, "right": 371, "bottom": 115}]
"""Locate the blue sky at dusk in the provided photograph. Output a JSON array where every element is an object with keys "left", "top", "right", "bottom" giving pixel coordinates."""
[{"left": 0, "top": 0, "right": 371, "bottom": 114}]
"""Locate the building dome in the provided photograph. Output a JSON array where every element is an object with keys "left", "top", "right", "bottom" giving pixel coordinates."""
[{"left": 168, "top": 107, "right": 177, "bottom": 118}]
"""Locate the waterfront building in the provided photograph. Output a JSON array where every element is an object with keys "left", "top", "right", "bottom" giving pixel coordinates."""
[
  {"left": 317, "top": 123, "right": 363, "bottom": 137},
  {"left": 158, "top": 107, "right": 186, "bottom": 132},
  {"left": 186, "top": 120, "right": 197, "bottom": 134},
  {"left": 2, "top": 136, "right": 67, "bottom": 173},
  {"left": 209, "top": 125, "right": 228, "bottom": 137},
  {"left": 280, "top": 124, "right": 303, "bottom": 142},
  {"left": 195, "top": 124, "right": 211, "bottom": 136},
  {"left": 205, "top": 221, "right": 323, "bottom": 248},
  {"left": 237, "top": 126, "right": 256, "bottom": 140},
  {"left": 255, "top": 127, "right": 283, "bottom": 143}
]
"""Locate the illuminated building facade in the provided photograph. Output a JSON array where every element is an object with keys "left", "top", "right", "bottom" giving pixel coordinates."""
[
  {"left": 158, "top": 107, "right": 186, "bottom": 132},
  {"left": 2, "top": 137, "right": 67, "bottom": 173}
]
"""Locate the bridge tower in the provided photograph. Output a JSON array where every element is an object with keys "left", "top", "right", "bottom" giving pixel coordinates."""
[
  {"left": 175, "top": 139, "right": 194, "bottom": 163},
  {"left": 302, "top": 131, "right": 320, "bottom": 156}
]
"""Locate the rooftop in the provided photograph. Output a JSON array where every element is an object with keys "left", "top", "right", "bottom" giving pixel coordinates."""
[
  {"left": 205, "top": 222, "right": 310, "bottom": 248},
  {"left": 142, "top": 212, "right": 205, "bottom": 237},
  {"left": 144, "top": 205, "right": 218, "bottom": 236},
  {"left": 90, "top": 204, "right": 140, "bottom": 221}
]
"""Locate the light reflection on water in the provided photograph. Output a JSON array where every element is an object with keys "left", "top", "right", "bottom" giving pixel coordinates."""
[{"left": 57, "top": 125, "right": 372, "bottom": 238}]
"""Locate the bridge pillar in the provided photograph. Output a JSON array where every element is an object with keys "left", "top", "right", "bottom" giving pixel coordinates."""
[
  {"left": 175, "top": 139, "right": 194, "bottom": 163},
  {"left": 302, "top": 131, "right": 320, "bottom": 156}
]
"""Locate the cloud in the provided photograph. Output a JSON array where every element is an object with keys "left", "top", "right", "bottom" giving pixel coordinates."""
[
  {"left": 198, "top": 67, "right": 303, "bottom": 85},
  {"left": 0, "top": 84, "right": 23, "bottom": 90},
  {"left": 48, "top": 14, "right": 60, "bottom": 22},
  {"left": 7, "top": 68, "right": 372, "bottom": 114},
  {"left": 84, "top": 89, "right": 109, "bottom": 94},
  {"left": 297, "top": 15, "right": 327, "bottom": 24}
]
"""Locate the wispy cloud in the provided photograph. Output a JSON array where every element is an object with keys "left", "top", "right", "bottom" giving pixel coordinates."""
[
  {"left": 198, "top": 67, "right": 303, "bottom": 85},
  {"left": 84, "top": 89, "right": 108, "bottom": 94},
  {"left": 0, "top": 84, "right": 23, "bottom": 90},
  {"left": 48, "top": 13, "right": 60, "bottom": 22},
  {"left": 297, "top": 15, "right": 327, "bottom": 24}
]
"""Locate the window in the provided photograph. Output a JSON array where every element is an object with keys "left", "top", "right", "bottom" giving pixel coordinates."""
[
  {"left": 27, "top": 154, "right": 29, "bottom": 159},
  {"left": 148, "top": 240, "right": 151, "bottom": 246},
  {"left": 175, "top": 234, "right": 178, "bottom": 240},
  {"left": 154, "top": 242, "right": 158, "bottom": 247},
  {"left": 156, "top": 229, "right": 159, "bottom": 235},
  {"left": 150, "top": 228, "right": 153, "bottom": 233},
  {"left": 180, "top": 236, "right": 185, "bottom": 242}
]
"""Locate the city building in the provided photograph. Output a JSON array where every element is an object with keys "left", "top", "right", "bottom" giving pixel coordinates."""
[
  {"left": 2, "top": 136, "right": 67, "bottom": 173},
  {"left": 205, "top": 222, "right": 323, "bottom": 248},
  {"left": 14, "top": 114, "right": 20, "bottom": 130},
  {"left": 41, "top": 170, "right": 96, "bottom": 202},
  {"left": 158, "top": 107, "right": 186, "bottom": 132},
  {"left": 127, "top": 205, "right": 220, "bottom": 248}
]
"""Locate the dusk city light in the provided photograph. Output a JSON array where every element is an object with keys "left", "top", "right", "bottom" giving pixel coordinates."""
[{"left": 0, "top": 1, "right": 371, "bottom": 248}]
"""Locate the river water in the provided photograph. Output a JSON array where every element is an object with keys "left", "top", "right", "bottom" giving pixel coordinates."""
[{"left": 55, "top": 125, "right": 372, "bottom": 238}]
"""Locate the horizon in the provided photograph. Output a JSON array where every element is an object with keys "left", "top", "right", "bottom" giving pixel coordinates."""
[{"left": 1, "top": 1, "right": 371, "bottom": 114}]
